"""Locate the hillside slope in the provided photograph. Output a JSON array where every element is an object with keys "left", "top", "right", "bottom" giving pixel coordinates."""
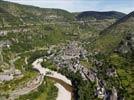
[
  {"left": 76, "top": 11, "right": 126, "bottom": 20},
  {"left": 0, "top": 0, "right": 134, "bottom": 100},
  {"left": 92, "top": 11, "right": 134, "bottom": 54},
  {"left": 0, "top": 0, "right": 74, "bottom": 27},
  {"left": 0, "top": 7, "right": 22, "bottom": 27},
  {"left": 89, "top": 11, "right": 134, "bottom": 100}
]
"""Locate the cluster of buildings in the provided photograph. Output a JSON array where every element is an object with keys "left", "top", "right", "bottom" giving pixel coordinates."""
[
  {"left": 52, "top": 41, "right": 96, "bottom": 81},
  {"left": 51, "top": 41, "right": 118, "bottom": 99},
  {"left": 41, "top": 41, "right": 118, "bottom": 99},
  {"left": 0, "top": 68, "right": 22, "bottom": 82}
]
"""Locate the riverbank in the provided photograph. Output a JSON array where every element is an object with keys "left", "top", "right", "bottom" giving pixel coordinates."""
[
  {"left": 32, "top": 58, "right": 72, "bottom": 100},
  {"left": 55, "top": 83, "right": 71, "bottom": 100},
  {"left": 32, "top": 58, "right": 72, "bottom": 85}
]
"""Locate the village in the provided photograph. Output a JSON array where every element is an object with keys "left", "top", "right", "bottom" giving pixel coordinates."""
[
  {"left": 42, "top": 41, "right": 118, "bottom": 99},
  {"left": 0, "top": 39, "right": 118, "bottom": 100}
]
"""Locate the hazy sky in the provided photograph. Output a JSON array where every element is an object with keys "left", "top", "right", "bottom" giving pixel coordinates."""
[{"left": 4, "top": 0, "right": 134, "bottom": 14}]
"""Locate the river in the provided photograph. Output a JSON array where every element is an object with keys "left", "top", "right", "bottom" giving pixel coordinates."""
[{"left": 32, "top": 58, "right": 74, "bottom": 100}]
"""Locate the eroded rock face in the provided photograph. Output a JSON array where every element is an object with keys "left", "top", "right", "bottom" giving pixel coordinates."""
[{"left": 117, "top": 32, "right": 134, "bottom": 54}]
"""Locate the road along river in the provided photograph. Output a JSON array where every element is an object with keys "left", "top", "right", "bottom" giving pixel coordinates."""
[{"left": 32, "top": 58, "right": 73, "bottom": 100}]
